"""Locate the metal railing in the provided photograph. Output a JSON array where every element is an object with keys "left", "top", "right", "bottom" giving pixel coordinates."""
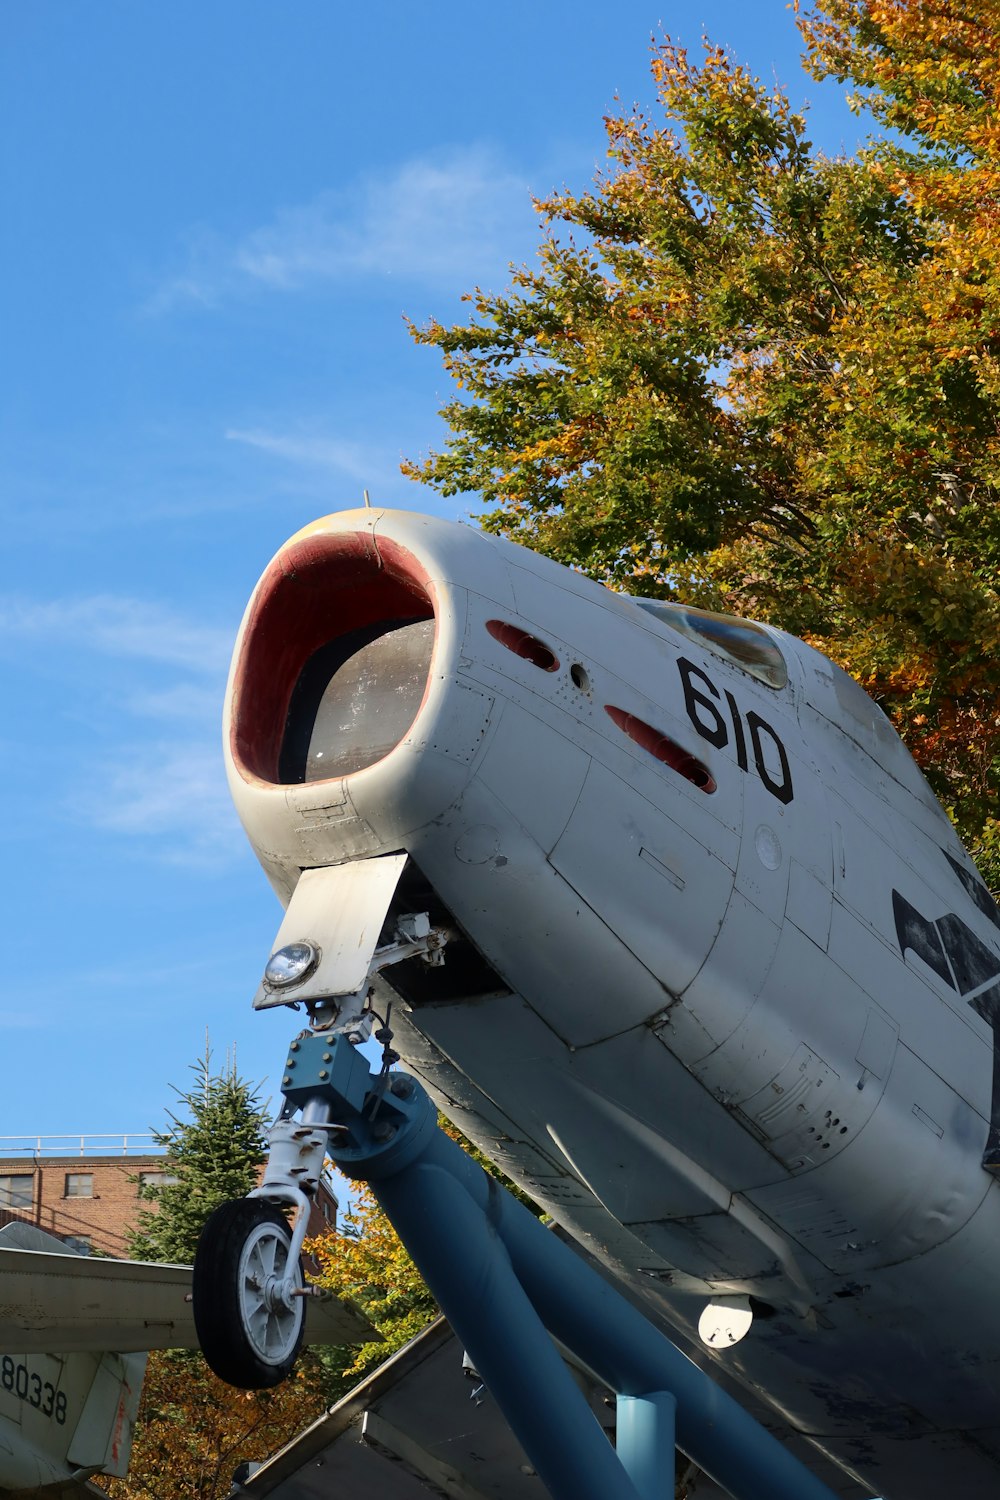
[{"left": 0, "top": 1133, "right": 165, "bottom": 1158}]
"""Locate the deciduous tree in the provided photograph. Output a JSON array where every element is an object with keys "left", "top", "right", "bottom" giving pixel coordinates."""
[
  {"left": 404, "top": 5, "right": 1000, "bottom": 886},
  {"left": 306, "top": 1179, "right": 437, "bottom": 1385},
  {"left": 99, "top": 1354, "right": 324, "bottom": 1500}
]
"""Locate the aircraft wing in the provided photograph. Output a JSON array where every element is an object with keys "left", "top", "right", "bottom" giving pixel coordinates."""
[
  {"left": 0, "top": 1224, "right": 376, "bottom": 1355},
  {"left": 235, "top": 1315, "right": 861, "bottom": 1500}
]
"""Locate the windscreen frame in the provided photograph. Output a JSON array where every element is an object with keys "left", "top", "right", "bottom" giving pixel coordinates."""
[{"left": 634, "top": 599, "right": 788, "bottom": 689}]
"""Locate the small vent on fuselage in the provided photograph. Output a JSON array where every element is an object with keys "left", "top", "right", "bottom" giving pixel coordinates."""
[
  {"left": 486, "top": 619, "right": 560, "bottom": 672},
  {"left": 605, "top": 706, "right": 716, "bottom": 793}
]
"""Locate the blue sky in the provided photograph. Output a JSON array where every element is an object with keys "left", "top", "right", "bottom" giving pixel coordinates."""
[{"left": 0, "top": 2, "right": 868, "bottom": 1148}]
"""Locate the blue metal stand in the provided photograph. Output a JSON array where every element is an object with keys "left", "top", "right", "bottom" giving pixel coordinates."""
[
  {"left": 281, "top": 1033, "right": 840, "bottom": 1500},
  {"left": 617, "top": 1394, "right": 677, "bottom": 1500}
]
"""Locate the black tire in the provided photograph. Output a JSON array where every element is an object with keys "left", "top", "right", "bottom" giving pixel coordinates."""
[{"left": 193, "top": 1199, "right": 305, "bottom": 1389}]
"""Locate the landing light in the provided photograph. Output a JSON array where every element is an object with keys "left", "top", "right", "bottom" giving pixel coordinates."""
[
  {"left": 264, "top": 941, "right": 320, "bottom": 990},
  {"left": 698, "top": 1296, "right": 753, "bottom": 1348}
]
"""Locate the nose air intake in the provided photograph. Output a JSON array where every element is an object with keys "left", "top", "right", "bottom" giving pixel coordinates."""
[{"left": 230, "top": 529, "right": 435, "bottom": 785}]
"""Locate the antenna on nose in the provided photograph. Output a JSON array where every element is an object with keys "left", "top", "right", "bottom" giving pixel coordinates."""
[{"left": 363, "top": 488, "right": 372, "bottom": 508}]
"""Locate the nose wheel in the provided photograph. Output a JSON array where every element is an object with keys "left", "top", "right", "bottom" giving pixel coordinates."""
[{"left": 193, "top": 1199, "right": 305, "bottom": 1389}]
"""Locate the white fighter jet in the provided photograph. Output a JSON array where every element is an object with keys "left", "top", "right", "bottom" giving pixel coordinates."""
[
  {"left": 215, "top": 506, "right": 1000, "bottom": 1499},
  {"left": 0, "top": 1221, "right": 372, "bottom": 1496}
]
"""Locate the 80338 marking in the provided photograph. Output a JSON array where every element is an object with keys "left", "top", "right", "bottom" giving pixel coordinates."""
[{"left": 1, "top": 1357, "right": 67, "bottom": 1424}]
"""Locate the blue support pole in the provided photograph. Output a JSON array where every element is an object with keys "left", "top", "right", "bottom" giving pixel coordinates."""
[
  {"left": 304, "top": 1042, "right": 842, "bottom": 1500},
  {"left": 371, "top": 1158, "right": 644, "bottom": 1500},
  {"left": 358, "top": 1120, "right": 840, "bottom": 1500},
  {"left": 617, "top": 1393, "right": 677, "bottom": 1500}
]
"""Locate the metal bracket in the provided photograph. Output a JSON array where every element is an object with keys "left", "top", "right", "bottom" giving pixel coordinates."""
[{"left": 368, "top": 914, "right": 453, "bottom": 975}]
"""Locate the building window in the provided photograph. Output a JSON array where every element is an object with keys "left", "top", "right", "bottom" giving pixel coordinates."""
[
  {"left": 0, "top": 1175, "right": 33, "bottom": 1210},
  {"left": 137, "top": 1171, "right": 178, "bottom": 1193},
  {"left": 64, "top": 1173, "right": 94, "bottom": 1199},
  {"left": 63, "top": 1235, "right": 92, "bottom": 1254}
]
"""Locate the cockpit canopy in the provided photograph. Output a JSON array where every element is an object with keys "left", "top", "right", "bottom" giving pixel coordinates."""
[{"left": 632, "top": 600, "right": 788, "bottom": 690}]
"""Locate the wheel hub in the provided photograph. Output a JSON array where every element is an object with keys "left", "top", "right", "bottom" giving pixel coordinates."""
[
  {"left": 261, "top": 1270, "right": 296, "bottom": 1313},
  {"left": 237, "top": 1219, "right": 304, "bottom": 1364},
  {"left": 193, "top": 1198, "right": 307, "bottom": 1389}
]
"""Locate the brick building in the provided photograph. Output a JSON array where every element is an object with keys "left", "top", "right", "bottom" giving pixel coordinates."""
[{"left": 0, "top": 1134, "right": 338, "bottom": 1260}]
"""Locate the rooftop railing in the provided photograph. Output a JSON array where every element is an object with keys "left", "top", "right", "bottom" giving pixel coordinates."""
[{"left": 0, "top": 1133, "right": 165, "bottom": 1158}]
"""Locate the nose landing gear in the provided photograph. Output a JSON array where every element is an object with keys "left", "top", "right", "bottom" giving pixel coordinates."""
[{"left": 192, "top": 1199, "right": 305, "bottom": 1389}]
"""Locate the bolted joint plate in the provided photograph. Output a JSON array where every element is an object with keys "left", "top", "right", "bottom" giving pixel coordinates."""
[
  {"left": 280, "top": 1032, "right": 372, "bottom": 1114},
  {"left": 280, "top": 1032, "right": 437, "bottom": 1180}
]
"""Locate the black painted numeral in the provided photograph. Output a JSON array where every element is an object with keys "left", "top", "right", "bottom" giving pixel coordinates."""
[
  {"left": 678, "top": 657, "right": 793, "bottom": 804},
  {"left": 678, "top": 658, "right": 728, "bottom": 747},
  {"left": 1, "top": 1356, "right": 66, "bottom": 1423},
  {"left": 746, "top": 711, "right": 794, "bottom": 805},
  {"left": 724, "top": 690, "right": 748, "bottom": 771}
]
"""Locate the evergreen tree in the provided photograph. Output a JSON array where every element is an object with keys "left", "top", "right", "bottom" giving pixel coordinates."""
[{"left": 127, "top": 1045, "right": 268, "bottom": 1265}]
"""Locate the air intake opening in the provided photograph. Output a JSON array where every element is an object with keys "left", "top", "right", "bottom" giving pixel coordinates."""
[
  {"left": 231, "top": 531, "right": 434, "bottom": 784},
  {"left": 280, "top": 617, "right": 435, "bottom": 783}
]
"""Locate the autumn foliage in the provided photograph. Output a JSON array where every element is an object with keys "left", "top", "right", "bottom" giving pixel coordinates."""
[
  {"left": 405, "top": 0, "right": 1000, "bottom": 888},
  {"left": 305, "top": 1180, "right": 438, "bottom": 1384},
  {"left": 98, "top": 1353, "right": 326, "bottom": 1500}
]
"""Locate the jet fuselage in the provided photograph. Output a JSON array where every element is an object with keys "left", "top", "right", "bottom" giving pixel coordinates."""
[{"left": 226, "top": 509, "right": 1000, "bottom": 1499}]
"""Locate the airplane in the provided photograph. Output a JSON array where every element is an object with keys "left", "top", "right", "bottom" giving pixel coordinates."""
[
  {"left": 0, "top": 1219, "right": 373, "bottom": 1496},
  {"left": 198, "top": 503, "right": 1000, "bottom": 1500}
]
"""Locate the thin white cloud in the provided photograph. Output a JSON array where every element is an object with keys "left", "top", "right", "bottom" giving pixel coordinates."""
[
  {"left": 1, "top": 593, "right": 241, "bottom": 866},
  {"left": 236, "top": 147, "right": 530, "bottom": 286},
  {"left": 226, "top": 427, "right": 381, "bottom": 482},
  {"left": 85, "top": 742, "right": 242, "bottom": 869},
  {"left": 0, "top": 596, "right": 232, "bottom": 675},
  {"left": 149, "top": 145, "right": 534, "bottom": 311}
]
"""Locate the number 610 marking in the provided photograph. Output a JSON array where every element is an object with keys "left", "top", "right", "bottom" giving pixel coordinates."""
[{"left": 678, "top": 657, "right": 793, "bottom": 805}]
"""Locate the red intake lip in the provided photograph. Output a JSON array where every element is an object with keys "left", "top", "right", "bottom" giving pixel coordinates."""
[{"left": 230, "top": 530, "right": 435, "bottom": 785}]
